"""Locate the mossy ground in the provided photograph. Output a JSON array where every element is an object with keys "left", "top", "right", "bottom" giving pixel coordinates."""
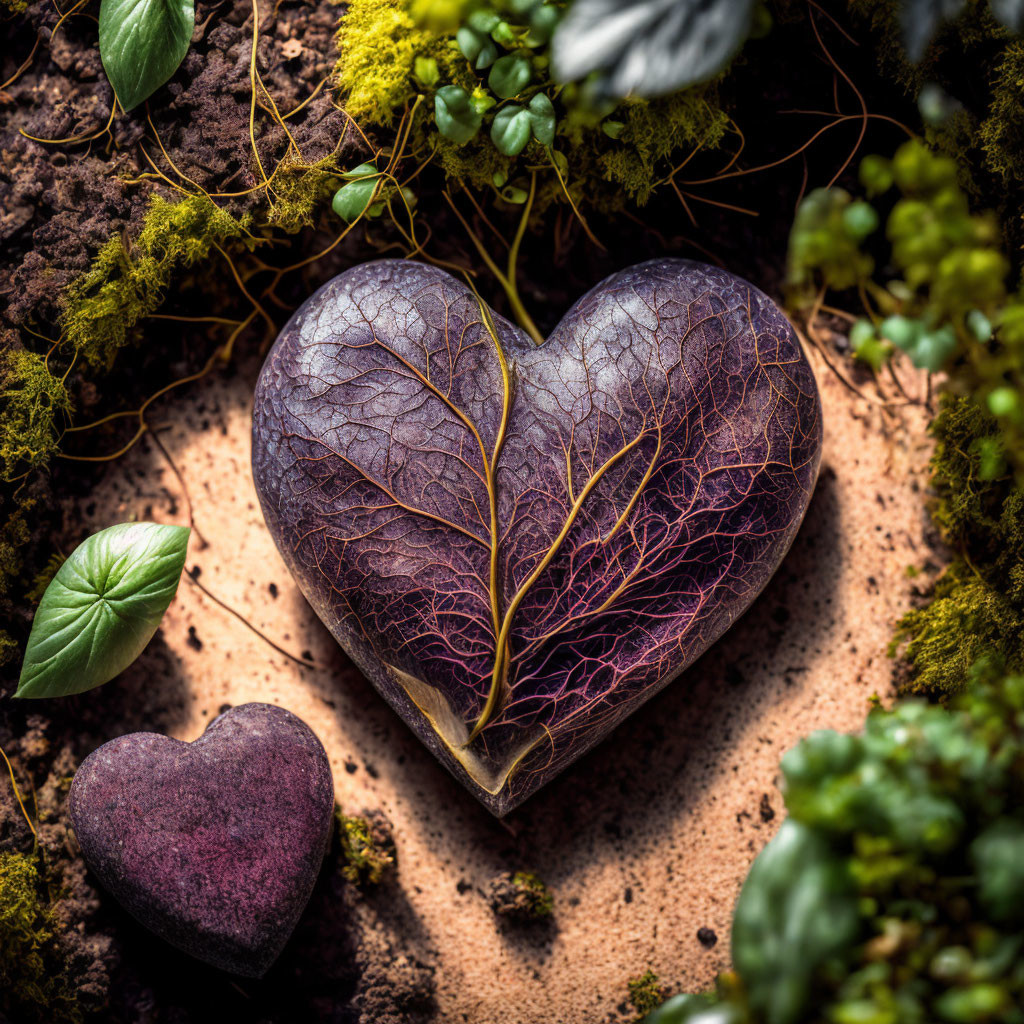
[
  {"left": 0, "top": 851, "right": 81, "bottom": 1023},
  {"left": 894, "top": 396, "right": 1024, "bottom": 696}
]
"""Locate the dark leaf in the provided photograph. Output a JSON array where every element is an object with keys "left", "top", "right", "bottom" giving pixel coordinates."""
[
  {"left": 252, "top": 260, "right": 821, "bottom": 812},
  {"left": 551, "top": 0, "right": 755, "bottom": 99}
]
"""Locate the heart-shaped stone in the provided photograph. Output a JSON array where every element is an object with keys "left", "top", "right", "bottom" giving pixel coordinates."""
[
  {"left": 69, "top": 703, "right": 334, "bottom": 976},
  {"left": 252, "top": 259, "right": 821, "bottom": 815}
]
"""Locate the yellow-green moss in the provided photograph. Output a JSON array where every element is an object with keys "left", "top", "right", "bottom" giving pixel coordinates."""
[
  {"left": 265, "top": 154, "right": 345, "bottom": 234},
  {"left": 335, "top": 810, "right": 396, "bottom": 885},
  {"left": 979, "top": 40, "right": 1024, "bottom": 187},
  {"left": 60, "top": 194, "right": 255, "bottom": 369},
  {"left": 628, "top": 969, "right": 667, "bottom": 1018},
  {"left": 335, "top": 0, "right": 468, "bottom": 128},
  {"left": 894, "top": 396, "right": 1024, "bottom": 695},
  {"left": 0, "top": 852, "right": 81, "bottom": 1024},
  {"left": 0, "top": 350, "right": 72, "bottom": 482}
]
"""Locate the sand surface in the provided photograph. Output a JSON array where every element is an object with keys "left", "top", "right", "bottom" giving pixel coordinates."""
[{"left": 71, "top": 337, "right": 934, "bottom": 1023}]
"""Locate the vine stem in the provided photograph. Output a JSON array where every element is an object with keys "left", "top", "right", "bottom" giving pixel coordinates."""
[{"left": 444, "top": 175, "right": 544, "bottom": 346}]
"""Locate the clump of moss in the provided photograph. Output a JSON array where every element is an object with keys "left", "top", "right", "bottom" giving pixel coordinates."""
[
  {"left": 0, "top": 349, "right": 72, "bottom": 482},
  {"left": 60, "top": 193, "right": 255, "bottom": 369},
  {"left": 0, "top": 852, "right": 81, "bottom": 1023},
  {"left": 979, "top": 40, "right": 1024, "bottom": 187},
  {"left": 265, "top": 154, "right": 346, "bottom": 234},
  {"left": 894, "top": 395, "right": 1024, "bottom": 696},
  {"left": 488, "top": 869, "right": 553, "bottom": 921},
  {"left": 335, "top": 808, "right": 397, "bottom": 885},
  {"left": 629, "top": 969, "right": 667, "bottom": 1019}
]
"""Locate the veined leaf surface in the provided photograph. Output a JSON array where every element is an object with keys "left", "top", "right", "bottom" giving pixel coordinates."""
[{"left": 252, "top": 259, "right": 822, "bottom": 813}]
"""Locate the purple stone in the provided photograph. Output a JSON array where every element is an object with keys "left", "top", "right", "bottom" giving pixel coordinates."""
[
  {"left": 252, "top": 259, "right": 822, "bottom": 815},
  {"left": 69, "top": 703, "right": 334, "bottom": 976}
]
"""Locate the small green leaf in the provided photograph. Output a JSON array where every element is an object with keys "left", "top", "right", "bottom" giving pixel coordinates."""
[
  {"left": 413, "top": 56, "right": 440, "bottom": 88},
  {"left": 491, "top": 20, "right": 518, "bottom": 46},
  {"left": 332, "top": 177, "right": 379, "bottom": 222},
  {"left": 527, "top": 92, "right": 556, "bottom": 146},
  {"left": 17, "top": 523, "right": 190, "bottom": 699},
  {"left": 342, "top": 162, "right": 379, "bottom": 180},
  {"left": 435, "top": 85, "right": 483, "bottom": 143},
  {"left": 489, "top": 54, "right": 532, "bottom": 99},
  {"left": 491, "top": 104, "right": 533, "bottom": 156},
  {"left": 500, "top": 185, "right": 529, "bottom": 204},
  {"left": 602, "top": 119, "right": 625, "bottom": 139},
  {"left": 99, "top": 0, "right": 196, "bottom": 111},
  {"left": 526, "top": 3, "right": 560, "bottom": 45},
  {"left": 457, "top": 26, "right": 497, "bottom": 68},
  {"left": 467, "top": 8, "right": 501, "bottom": 32},
  {"left": 470, "top": 87, "right": 497, "bottom": 115}
]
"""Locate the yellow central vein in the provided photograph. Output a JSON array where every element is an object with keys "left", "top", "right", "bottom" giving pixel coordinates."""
[{"left": 467, "top": 426, "right": 648, "bottom": 743}]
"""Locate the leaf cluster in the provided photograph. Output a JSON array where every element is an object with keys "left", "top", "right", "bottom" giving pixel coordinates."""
[
  {"left": 333, "top": 0, "right": 730, "bottom": 209},
  {"left": 786, "top": 140, "right": 1024, "bottom": 481},
  {"left": 647, "top": 669, "right": 1024, "bottom": 1024},
  {"left": 335, "top": 810, "right": 396, "bottom": 885}
]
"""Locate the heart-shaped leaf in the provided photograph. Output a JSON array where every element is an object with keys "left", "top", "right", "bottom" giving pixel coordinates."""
[
  {"left": 16, "top": 522, "right": 190, "bottom": 699},
  {"left": 252, "top": 259, "right": 822, "bottom": 813},
  {"left": 491, "top": 104, "right": 533, "bottom": 155},
  {"left": 435, "top": 85, "right": 483, "bottom": 143},
  {"left": 332, "top": 166, "right": 381, "bottom": 223},
  {"left": 99, "top": 0, "right": 196, "bottom": 111},
  {"left": 527, "top": 92, "right": 556, "bottom": 146},
  {"left": 488, "top": 54, "right": 533, "bottom": 99},
  {"left": 551, "top": 0, "right": 755, "bottom": 98}
]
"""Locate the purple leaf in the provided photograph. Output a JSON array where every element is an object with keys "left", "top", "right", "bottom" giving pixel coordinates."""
[{"left": 252, "top": 259, "right": 822, "bottom": 814}]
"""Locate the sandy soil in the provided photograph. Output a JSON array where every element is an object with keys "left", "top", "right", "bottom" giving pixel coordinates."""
[{"left": 69, "top": 336, "right": 934, "bottom": 1023}]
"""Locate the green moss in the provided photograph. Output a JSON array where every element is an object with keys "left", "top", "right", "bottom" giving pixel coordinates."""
[
  {"left": 0, "top": 349, "right": 72, "bottom": 482},
  {"left": 335, "top": 0, "right": 467, "bottom": 128},
  {"left": 628, "top": 969, "right": 667, "bottom": 1018},
  {"left": 894, "top": 396, "right": 1024, "bottom": 696},
  {"left": 979, "top": 40, "right": 1024, "bottom": 187},
  {"left": 335, "top": 809, "right": 396, "bottom": 885},
  {"left": 60, "top": 194, "right": 254, "bottom": 369},
  {"left": 265, "top": 154, "right": 345, "bottom": 234},
  {"left": 25, "top": 553, "right": 65, "bottom": 606},
  {"left": 0, "top": 852, "right": 81, "bottom": 1024}
]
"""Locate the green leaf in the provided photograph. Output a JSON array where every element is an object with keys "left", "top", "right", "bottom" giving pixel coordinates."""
[
  {"left": 435, "top": 85, "right": 483, "bottom": 143},
  {"left": 491, "top": 104, "right": 533, "bottom": 156},
  {"left": 99, "top": 0, "right": 196, "bottom": 111},
  {"left": 342, "top": 162, "right": 379, "bottom": 180},
  {"left": 457, "top": 26, "right": 497, "bottom": 69},
  {"left": 488, "top": 54, "right": 532, "bottom": 99},
  {"left": 332, "top": 176, "right": 379, "bottom": 222},
  {"left": 732, "top": 819, "right": 859, "bottom": 1024},
  {"left": 413, "top": 56, "right": 440, "bottom": 89},
  {"left": 527, "top": 92, "right": 556, "bottom": 146},
  {"left": 16, "top": 523, "right": 190, "bottom": 699}
]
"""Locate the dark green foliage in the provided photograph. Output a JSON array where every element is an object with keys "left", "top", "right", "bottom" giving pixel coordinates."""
[
  {"left": 894, "top": 396, "right": 1024, "bottom": 696},
  {"left": 333, "top": 0, "right": 729, "bottom": 208},
  {"left": 646, "top": 671, "right": 1024, "bottom": 1023}
]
